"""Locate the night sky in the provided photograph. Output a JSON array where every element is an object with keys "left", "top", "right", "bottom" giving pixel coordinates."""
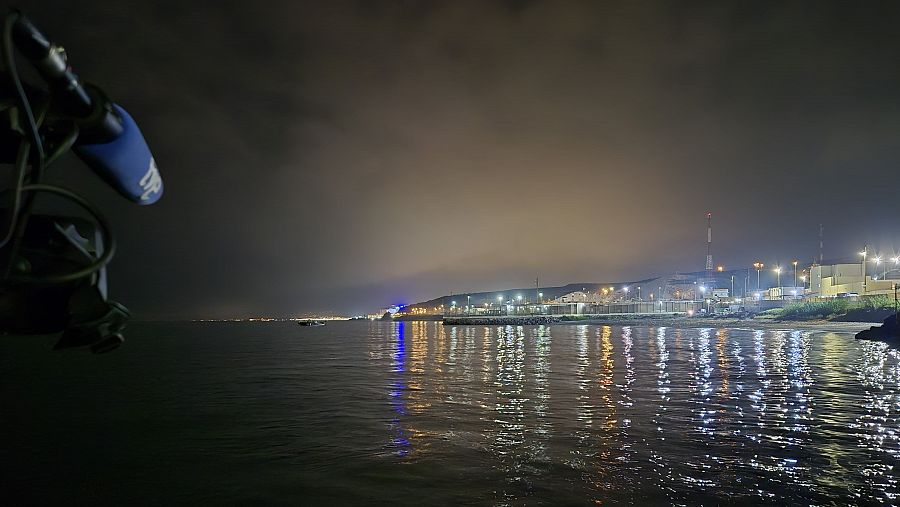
[{"left": 19, "top": 1, "right": 900, "bottom": 318}]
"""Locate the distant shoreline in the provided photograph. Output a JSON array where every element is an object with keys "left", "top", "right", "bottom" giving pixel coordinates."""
[
  {"left": 561, "top": 316, "right": 877, "bottom": 333},
  {"left": 437, "top": 314, "right": 880, "bottom": 333}
]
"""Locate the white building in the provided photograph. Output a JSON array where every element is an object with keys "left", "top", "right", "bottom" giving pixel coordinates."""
[
  {"left": 808, "top": 263, "right": 896, "bottom": 297},
  {"left": 551, "top": 291, "right": 603, "bottom": 304}
]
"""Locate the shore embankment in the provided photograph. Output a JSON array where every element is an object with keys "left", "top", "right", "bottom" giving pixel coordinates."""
[
  {"left": 441, "top": 314, "right": 882, "bottom": 333},
  {"left": 442, "top": 315, "right": 561, "bottom": 325}
]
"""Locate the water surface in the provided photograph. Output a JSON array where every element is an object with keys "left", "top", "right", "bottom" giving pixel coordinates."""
[{"left": 2, "top": 321, "right": 898, "bottom": 505}]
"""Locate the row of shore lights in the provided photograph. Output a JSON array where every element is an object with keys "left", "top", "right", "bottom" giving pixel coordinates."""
[
  {"left": 445, "top": 252, "right": 900, "bottom": 310},
  {"left": 451, "top": 287, "right": 635, "bottom": 310},
  {"left": 751, "top": 253, "right": 900, "bottom": 285},
  {"left": 859, "top": 248, "right": 900, "bottom": 281}
]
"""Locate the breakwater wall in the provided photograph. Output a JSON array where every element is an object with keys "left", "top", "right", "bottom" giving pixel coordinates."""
[
  {"left": 442, "top": 316, "right": 562, "bottom": 326},
  {"left": 442, "top": 312, "right": 697, "bottom": 326}
]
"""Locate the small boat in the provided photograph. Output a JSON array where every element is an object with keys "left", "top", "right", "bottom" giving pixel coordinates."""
[{"left": 298, "top": 320, "right": 325, "bottom": 327}]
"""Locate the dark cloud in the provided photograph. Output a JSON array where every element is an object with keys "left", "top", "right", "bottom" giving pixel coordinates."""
[{"left": 17, "top": 0, "right": 900, "bottom": 318}]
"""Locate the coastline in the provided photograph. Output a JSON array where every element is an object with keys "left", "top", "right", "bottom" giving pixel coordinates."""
[
  {"left": 561, "top": 316, "right": 878, "bottom": 333},
  {"left": 439, "top": 314, "right": 881, "bottom": 333}
]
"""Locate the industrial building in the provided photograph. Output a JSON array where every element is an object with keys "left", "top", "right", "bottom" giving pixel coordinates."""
[{"left": 808, "top": 263, "right": 897, "bottom": 297}]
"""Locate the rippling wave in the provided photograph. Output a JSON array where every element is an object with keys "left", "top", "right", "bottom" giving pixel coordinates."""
[{"left": 2, "top": 321, "right": 898, "bottom": 505}]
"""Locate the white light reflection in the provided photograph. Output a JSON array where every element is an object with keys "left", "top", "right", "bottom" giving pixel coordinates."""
[
  {"left": 531, "top": 325, "right": 552, "bottom": 464},
  {"left": 851, "top": 340, "right": 900, "bottom": 501},
  {"left": 649, "top": 326, "right": 674, "bottom": 494},
  {"left": 491, "top": 325, "right": 528, "bottom": 503}
]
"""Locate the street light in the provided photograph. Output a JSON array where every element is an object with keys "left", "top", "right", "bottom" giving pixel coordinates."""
[
  {"left": 774, "top": 266, "right": 782, "bottom": 298},
  {"left": 874, "top": 256, "right": 885, "bottom": 279},
  {"left": 792, "top": 260, "right": 798, "bottom": 288},
  {"left": 860, "top": 245, "right": 868, "bottom": 293},
  {"left": 753, "top": 261, "right": 764, "bottom": 290}
]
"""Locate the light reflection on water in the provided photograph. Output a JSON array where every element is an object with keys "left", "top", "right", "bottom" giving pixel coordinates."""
[{"left": 377, "top": 322, "right": 900, "bottom": 505}]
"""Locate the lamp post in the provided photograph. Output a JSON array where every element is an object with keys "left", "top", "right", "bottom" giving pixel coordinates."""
[
  {"left": 497, "top": 295, "right": 503, "bottom": 316},
  {"left": 860, "top": 245, "right": 868, "bottom": 294},
  {"left": 792, "top": 260, "right": 798, "bottom": 289},
  {"left": 774, "top": 266, "right": 782, "bottom": 298},
  {"left": 637, "top": 286, "right": 641, "bottom": 301},
  {"left": 623, "top": 286, "right": 629, "bottom": 301},
  {"left": 753, "top": 261, "right": 764, "bottom": 291}
]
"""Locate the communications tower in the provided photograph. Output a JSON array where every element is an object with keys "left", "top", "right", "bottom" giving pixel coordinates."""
[{"left": 705, "top": 212, "right": 713, "bottom": 286}]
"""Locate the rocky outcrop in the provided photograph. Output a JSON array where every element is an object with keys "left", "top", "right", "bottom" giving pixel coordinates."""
[{"left": 855, "top": 313, "right": 900, "bottom": 341}]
